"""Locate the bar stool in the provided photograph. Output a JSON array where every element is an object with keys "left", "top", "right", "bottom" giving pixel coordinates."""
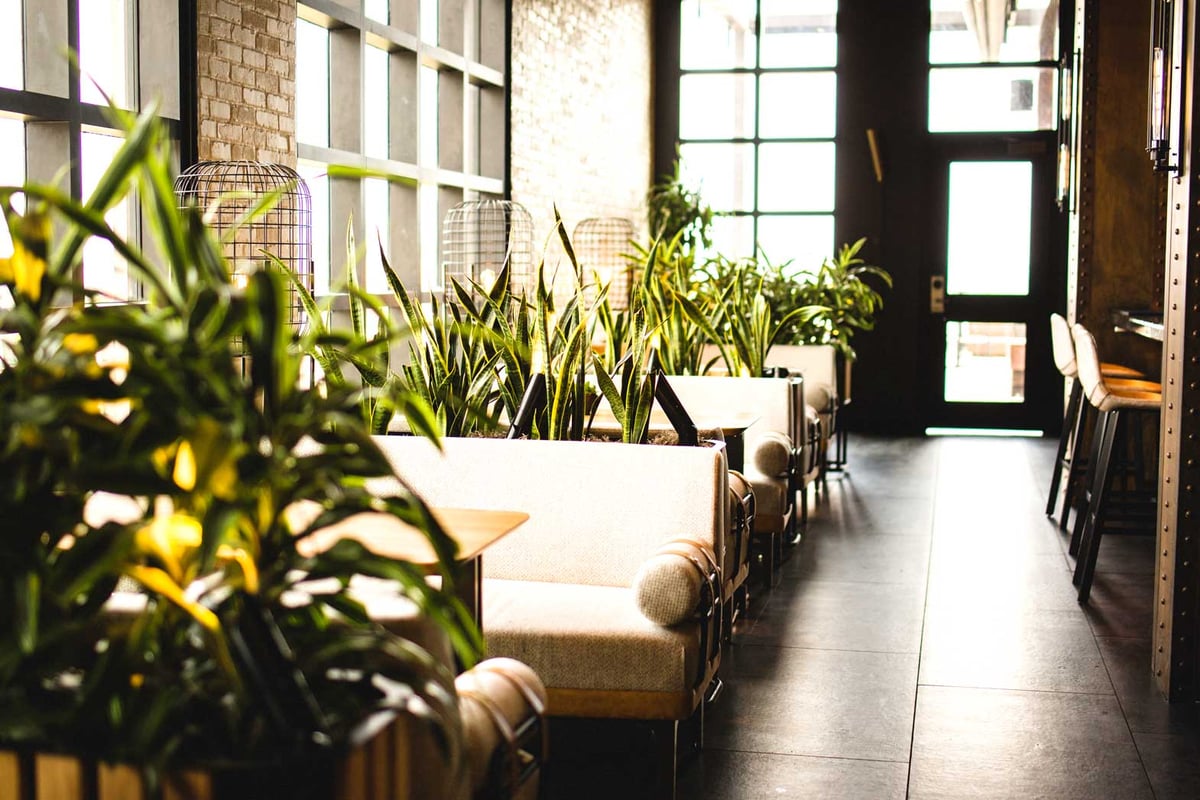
[
  {"left": 1046, "top": 313, "right": 1154, "bottom": 530},
  {"left": 1069, "top": 323, "right": 1162, "bottom": 603}
]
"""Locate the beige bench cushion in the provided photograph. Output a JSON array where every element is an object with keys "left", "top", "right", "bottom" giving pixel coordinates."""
[
  {"left": 372, "top": 436, "right": 726, "bottom": 589},
  {"left": 483, "top": 579, "right": 702, "bottom": 695},
  {"left": 745, "top": 470, "right": 787, "bottom": 518}
]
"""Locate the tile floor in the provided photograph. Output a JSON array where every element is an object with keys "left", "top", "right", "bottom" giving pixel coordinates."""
[{"left": 544, "top": 435, "right": 1200, "bottom": 799}]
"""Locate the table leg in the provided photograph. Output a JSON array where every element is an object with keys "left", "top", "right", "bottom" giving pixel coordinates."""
[
  {"left": 455, "top": 555, "right": 484, "bottom": 633},
  {"left": 726, "top": 433, "right": 744, "bottom": 474}
]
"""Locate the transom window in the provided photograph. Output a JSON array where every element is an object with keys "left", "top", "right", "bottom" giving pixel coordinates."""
[
  {"left": 928, "top": 0, "right": 1059, "bottom": 132},
  {"left": 677, "top": 0, "right": 837, "bottom": 271}
]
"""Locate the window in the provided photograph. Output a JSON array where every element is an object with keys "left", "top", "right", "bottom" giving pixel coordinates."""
[
  {"left": 0, "top": 0, "right": 183, "bottom": 301},
  {"left": 677, "top": 0, "right": 838, "bottom": 272},
  {"left": 928, "top": 0, "right": 1059, "bottom": 132},
  {"left": 296, "top": 0, "right": 507, "bottom": 298}
]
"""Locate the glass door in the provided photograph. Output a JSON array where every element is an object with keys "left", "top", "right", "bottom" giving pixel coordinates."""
[
  {"left": 923, "top": 0, "right": 1063, "bottom": 432},
  {"left": 926, "top": 144, "right": 1058, "bottom": 430}
]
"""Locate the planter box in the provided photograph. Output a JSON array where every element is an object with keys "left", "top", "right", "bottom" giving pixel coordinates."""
[{"left": 0, "top": 711, "right": 432, "bottom": 800}]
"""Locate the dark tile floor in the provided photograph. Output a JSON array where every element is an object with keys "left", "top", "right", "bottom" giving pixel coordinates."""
[{"left": 544, "top": 435, "right": 1200, "bottom": 798}]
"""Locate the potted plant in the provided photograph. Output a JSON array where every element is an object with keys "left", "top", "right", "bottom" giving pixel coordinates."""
[
  {"left": 0, "top": 104, "right": 477, "bottom": 795},
  {"left": 760, "top": 238, "right": 891, "bottom": 361},
  {"left": 646, "top": 156, "right": 715, "bottom": 254}
]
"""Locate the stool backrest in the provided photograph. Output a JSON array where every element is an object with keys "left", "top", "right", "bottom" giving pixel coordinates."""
[
  {"left": 1049, "top": 313, "right": 1077, "bottom": 378},
  {"left": 1071, "top": 323, "right": 1107, "bottom": 408}
]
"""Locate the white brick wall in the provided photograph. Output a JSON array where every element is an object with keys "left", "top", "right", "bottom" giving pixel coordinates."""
[{"left": 509, "top": 0, "right": 653, "bottom": 261}]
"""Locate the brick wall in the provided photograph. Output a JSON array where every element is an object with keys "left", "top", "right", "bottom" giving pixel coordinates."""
[
  {"left": 195, "top": 0, "right": 296, "bottom": 165},
  {"left": 509, "top": 0, "right": 654, "bottom": 259}
]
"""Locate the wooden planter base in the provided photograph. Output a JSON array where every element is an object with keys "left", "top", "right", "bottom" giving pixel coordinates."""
[{"left": 0, "top": 711, "right": 439, "bottom": 800}]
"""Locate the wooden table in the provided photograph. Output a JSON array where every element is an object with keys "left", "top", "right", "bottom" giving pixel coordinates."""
[
  {"left": 295, "top": 506, "right": 528, "bottom": 629},
  {"left": 588, "top": 410, "right": 759, "bottom": 472}
]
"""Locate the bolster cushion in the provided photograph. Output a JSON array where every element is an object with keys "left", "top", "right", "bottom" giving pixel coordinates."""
[
  {"left": 456, "top": 657, "right": 547, "bottom": 795},
  {"left": 805, "top": 382, "right": 836, "bottom": 414},
  {"left": 633, "top": 540, "right": 717, "bottom": 626},
  {"left": 752, "top": 430, "right": 793, "bottom": 478}
]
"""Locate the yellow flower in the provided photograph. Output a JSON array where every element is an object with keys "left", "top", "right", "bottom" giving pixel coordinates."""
[
  {"left": 151, "top": 443, "right": 176, "bottom": 476},
  {"left": 134, "top": 510, "right": 202, "bottom": 583},
  {"left": 173, "top": 439, "right": 197, "bottom": 491},
  {"left": 125, "top": 565, "right": 220, "bottom": 633},
  {"left": 10, "top": 242, "right": 44, "bottom": 301},
  {"left": 174, "top": 418, "right": 240, "bottom": 500},
  {"left": 1, "top": 212, "right": 50, "bottom": 302},
  {"left": 62, "top": 333, "right": 99, "bottom": 355}
]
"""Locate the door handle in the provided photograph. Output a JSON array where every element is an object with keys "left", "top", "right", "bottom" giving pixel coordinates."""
[{"left": 930, "top": 275, "right": 945, "bottom": 314}]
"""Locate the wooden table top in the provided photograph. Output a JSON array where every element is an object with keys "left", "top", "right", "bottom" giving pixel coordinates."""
[{"left": 293, "top": 505, "right": 528, "bottom": 565}]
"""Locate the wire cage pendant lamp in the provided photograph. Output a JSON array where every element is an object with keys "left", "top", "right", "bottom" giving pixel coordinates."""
[
  {"left": 440, "top": 199, "right": 534, "bottom": 302},
  {"left": 573, "top": 217, "right": 636, "bottom": 311},
  {"left": 173, "top": 161, "right": 314, "bottom": 332}
]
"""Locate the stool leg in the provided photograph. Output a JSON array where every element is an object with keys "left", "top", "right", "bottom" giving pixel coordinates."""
[
  {"left": 1047, "top": 380, "right": 1083, "bottom": 517},
  {"left": 1061, "top": 397, "right": 1092, "bottom": 533},
  {"left": 1075, "top": 409, "right": 1120, "bottom": 601},
  {"left": 1069, "top": 403, "right": 1108, "bottom": 557}
]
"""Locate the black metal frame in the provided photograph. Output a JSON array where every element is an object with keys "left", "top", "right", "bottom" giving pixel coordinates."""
[
  {"left": 0, "top": 0, "right": 193, "bottom": 296},
  {"left": 655, "top": 0, "right": 839, "bottom": 251},
  {"left": 652, "top": 367, "right": 699, "bottom": 447}
]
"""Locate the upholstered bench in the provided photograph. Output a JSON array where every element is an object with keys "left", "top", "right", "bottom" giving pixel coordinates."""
[
  {"left": 663, "top": 375, "right": 817, "bottom": 581},
  {"left": 767, "top": 344, "right": 840, "bottom": 476},
  {"left": 369, "top": 435, "right": 729, "bottom": 797}
]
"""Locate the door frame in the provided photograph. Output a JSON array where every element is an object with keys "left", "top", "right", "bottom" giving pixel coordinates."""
[{"left": 922, "top": 131, "right": 1066, "bottom": 432}]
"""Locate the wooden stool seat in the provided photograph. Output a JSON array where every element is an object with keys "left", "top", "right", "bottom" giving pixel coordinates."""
[{"left": 1100, "top": 362, "right": 1145, "bottom": 379}]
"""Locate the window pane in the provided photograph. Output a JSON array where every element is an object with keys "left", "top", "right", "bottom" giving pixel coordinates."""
[
  {"left": 419, "top": 66, "right": 439, "bottom": 165},
  {"left": 929, "top": 66, "right": 1057, "bottom": 132},
  {"left": 757, "top": 142, "right": 835, "bottom": 212},
  {"left": 760, "top": 0, "right": 837, "bottom": 68},
  {"left": 704, "top": 215, "right": 755, "bottom": 261},
  {"left": 756, "top": 214, "right": 834, "bottom": 273},
  {"left": 930, "top": 0, "right": 1056, "bottom": 64},
  {"left": 0, "top": 117, "right": 24, "bottom": 261},
  {"left": 0, "top": 0, "right": 22, "bottom": 91},
  {"left": 298, "top": 161, "right": 330, "bottom": 296},
  {"left": 81, "top": 130, "right": 132, "bottom": 300},
  {"left": 80, "top": 0, "right": 128, "bottom": 107},
  {"left": 680, "top": 0, "right": 757, "bottom": 70},
  {"left": 944, "top": 321, "right": 1027, "bottom": 403},
  {"left": 679, "top": 142, "right": 756, "bottom": 212},
  {"left": 364, "top": 45, "right": 389, "bottom": 159},
  {"left": 946, "top": 161, "right": 1031, "bottom": 296},
  {"left": 421, "top": 0, "right": 440, "bottom": 44},
  {"left": 364, "top": 179, "right": 390, "bottom": 293},
  {"left": 365, "top": 0, "right": 388, "bottom": 24},
  {"left": 421, "top": 183, "right": 439, "bottom": 290},
  {"left": 759, "top": 72, "right": 836, "bottom": 139},
  {"left": 680, "top": 74, "right": 755, "bottom": 140},
  {"left": 296, "top": 21, "right": 330, "bottom": 147}
]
